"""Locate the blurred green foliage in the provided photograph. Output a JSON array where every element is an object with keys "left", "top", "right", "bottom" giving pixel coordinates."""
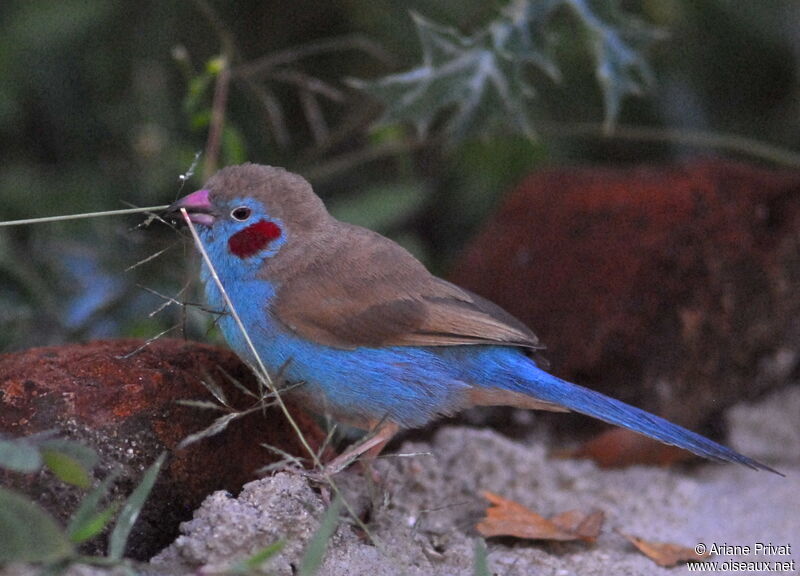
[
  {"left": 0, "top": 0, "right": 798, "bottom": 351},
  {"left": 0, "top": 432, "right": 165, "bottom": 569}
]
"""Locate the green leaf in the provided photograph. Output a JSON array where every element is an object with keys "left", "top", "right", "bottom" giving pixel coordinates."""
[
  {"left": 473, "top": 538, "right": 490, "bottom": 576},
  {"left": 67, "top": 473, "right": 119, "bottom": 544},
  {"left": 222, "top": 125, "right": 247, "bottom": 166},
  {"left": 206, "top": 56, "right": 226, "bottom": 75},
  {"left": 0, "top": 488, "right": 73, "bottom": 563},
  {"left": 0, "top": 437, "right": 43, "bottom": 473},
  {"left": 107, "top": 452, "right": 166, "bottom": 561},
  {"left": 229, "top": 541, "right": 285, "bottom": 574},
  {"left": 299, "top": 498, "right": 341, "bottom": 576},
  {"left": 41, "top": 450, "right": 92, "bottom": 489},
  {"left": 40, "top": 439, "right": 98, "bottom": 488},
  {"left": 185, "top": 74, "right": 212, "bottom": 115},
  {"left": 40, "top": 438, "right": 99, "bottom": 471}
]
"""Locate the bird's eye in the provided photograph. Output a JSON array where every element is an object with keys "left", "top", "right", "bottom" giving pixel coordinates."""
[{"left": 230, "top": 206, "right": 251, "bottom": 221}]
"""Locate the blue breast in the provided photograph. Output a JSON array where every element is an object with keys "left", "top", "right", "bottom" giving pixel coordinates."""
[{"left": 199, "top": 253, "right": 503, "bottom": 427}]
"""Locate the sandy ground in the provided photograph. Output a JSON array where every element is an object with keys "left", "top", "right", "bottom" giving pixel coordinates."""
[{"left": 146, "top": 384, "right": 799, "bottom": 576}]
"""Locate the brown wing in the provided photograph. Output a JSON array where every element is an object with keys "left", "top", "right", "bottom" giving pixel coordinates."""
[{"left": 270, "top": 223, "right": 542, "bottom": 351}]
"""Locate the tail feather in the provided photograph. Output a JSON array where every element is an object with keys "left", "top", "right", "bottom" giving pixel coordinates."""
[{"left": 514, "top": 369, "right": 781, "bottom": 475}]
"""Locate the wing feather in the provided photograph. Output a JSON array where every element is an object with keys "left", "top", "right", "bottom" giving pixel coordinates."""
[{"left": 270, "top": 223, "right": 542, "bottom": 351}]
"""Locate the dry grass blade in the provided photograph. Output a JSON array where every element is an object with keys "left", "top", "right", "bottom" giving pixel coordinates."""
[
  {"left": 175, "top": 399, "right": 227, "bottom": 411},
  {"left": 177, "top": 412, "right": 242, "bottom": 450},
  {"left": 125, "top": 246, "right": 173, "bottom": 272},
  {"left": 179, "top": 209, "right": 384, "bottom": 553},
  {"left": 216, "top": 364, "right": 261, "bottom": 400},
  {"left": 137, "top": 283, "right": 189, "bottom": 318},
  {"left": 199, "top": 372, "right": 230, "bottom": 408},
  {"left": 116, "top": 325, "right": 180, "bottom": 359},
  {"left": 0, "top": 206, "right": 170, "bottom": 228},
  {"left": 258, "top": 443, "right": 307, "bottom": 473}
]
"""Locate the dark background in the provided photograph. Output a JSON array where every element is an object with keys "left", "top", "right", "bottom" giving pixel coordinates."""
[{"left": 1, "top": 0, "right": 798, "bottom": 352}]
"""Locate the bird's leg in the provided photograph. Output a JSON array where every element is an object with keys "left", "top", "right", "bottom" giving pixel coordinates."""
[{"left": 322, "top": 420, "right": 399, "bottom": 476}]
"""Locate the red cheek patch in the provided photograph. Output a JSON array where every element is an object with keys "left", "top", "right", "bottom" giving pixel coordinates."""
[{"left": 228, "top": 219, "right": 282, "bottom": 258}]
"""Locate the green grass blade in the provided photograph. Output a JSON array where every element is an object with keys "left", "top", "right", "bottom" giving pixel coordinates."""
[
  {"left": 472, "top": 538, "right": 490, "bottom": 576},
  {"left": 67, "top": 473, "right": 119, "bottom": 544},
  {"left": 107, "top": 452, "right": 166, "bottom": 561},
  {"left": 299, "top": 497, "right": 341, "bottom": 576},
  {"left": 228, "top": 540, "right": 285, "bottom": 574},
  {"left": 70, "top": 505, "right": 119, "bottom": 545}
]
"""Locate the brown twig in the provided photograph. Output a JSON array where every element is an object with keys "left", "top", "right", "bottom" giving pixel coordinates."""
[
  {"left": 203, "top": 58, "right": 231, "bottom": 180},
  {"left": 191, "top": 0, "right": 236, "bottom": 180},
  {"left": 297, "top": 99, "right": 384, "bottom": 162},
  {"left": 544, "top": 122, "right": 800, "bottom": 168},
  {"left": 237, "top": 78, "right": 292, "bottom": 149},
  {"left": 233, "top": 34, "right": 393, "bottom": 78},
  {"left": 299, "top": 137, "right": 431, "bottom": 183},
  {"left": 300, "top": 90, "right": 329, "bottom": 146},
  {"left": 269, "top": 69, "right": 346, "bottom": 102}
]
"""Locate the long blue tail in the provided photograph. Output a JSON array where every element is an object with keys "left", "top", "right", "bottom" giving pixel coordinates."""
[{"left": 508, "top": 362, "right": 781, "bottom": 475}]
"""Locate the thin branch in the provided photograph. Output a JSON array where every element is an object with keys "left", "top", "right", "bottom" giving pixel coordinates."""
[
  {"left": 191, "top": 0, "right": 236, "bottom": 180},
  {"left": 238, "top": 78, "right": 292, "bottom": 149},
  {"left": 233, "top": 34, "right": 393, "bottom": 78},
  {"left": 297, "top": 99, "right": 383, "bottom": 161},
  {"left": 270, "top": 69, "right": 346, "bottom": 102},
  {"left": 204, "top": 57, "right": 231, "bottom": 180},
  {"left": 299, "top": 138, "right": 430, "bottom": 183},
  {"left": 545, "top": 122, "right": 800, "bottom": 168},
  {"left": 300, "top": 90, "right": 329, "bottom": 146},
  {"left": 191, "top": 0, "right": 237, "bottom": 58}
]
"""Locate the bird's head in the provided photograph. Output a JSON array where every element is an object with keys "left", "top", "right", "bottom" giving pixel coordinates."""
[{"left": 166, "top": 163, "right": 329, "bottom": 262}]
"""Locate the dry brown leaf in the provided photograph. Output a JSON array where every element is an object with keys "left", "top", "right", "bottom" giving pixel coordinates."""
[
  {"left": 476, "top": 492, "right": 604, "bottom": 542},
  {"left": 550, "top": 508, "right": 604, "bottom": 541},
  {"left": 621, "top": 532, "right": 712, "bottom": 567},
  {"left": 557, "top": 428, "right": 695, "bottom": 468}
]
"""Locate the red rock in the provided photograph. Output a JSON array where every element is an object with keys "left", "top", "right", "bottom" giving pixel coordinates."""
[
  {"left": 450, "top": 159, "right": 800, "bottom": 430},
  {"left": 0, "top": 338, "right": 329, "bottom": 559}
]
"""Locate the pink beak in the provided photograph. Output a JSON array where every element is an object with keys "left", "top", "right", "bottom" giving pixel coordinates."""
[{"left": 166, "top": 189, "right": 216, "bottom": 226}]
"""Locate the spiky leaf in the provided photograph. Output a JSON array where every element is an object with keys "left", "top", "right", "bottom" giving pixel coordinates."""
[
  {"left": 351, "top": 0, "right": 661, "bottom": 140},
  {"left": 351, "top": 13, "right": 539, "bottom": 139},
  {"left": 564, "top": 0, "right": 661, "bottom": 131}
]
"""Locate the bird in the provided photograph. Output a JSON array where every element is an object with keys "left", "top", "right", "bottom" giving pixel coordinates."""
[{"left": 166, "top": 163, "right": 778, "bottom": 475}]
